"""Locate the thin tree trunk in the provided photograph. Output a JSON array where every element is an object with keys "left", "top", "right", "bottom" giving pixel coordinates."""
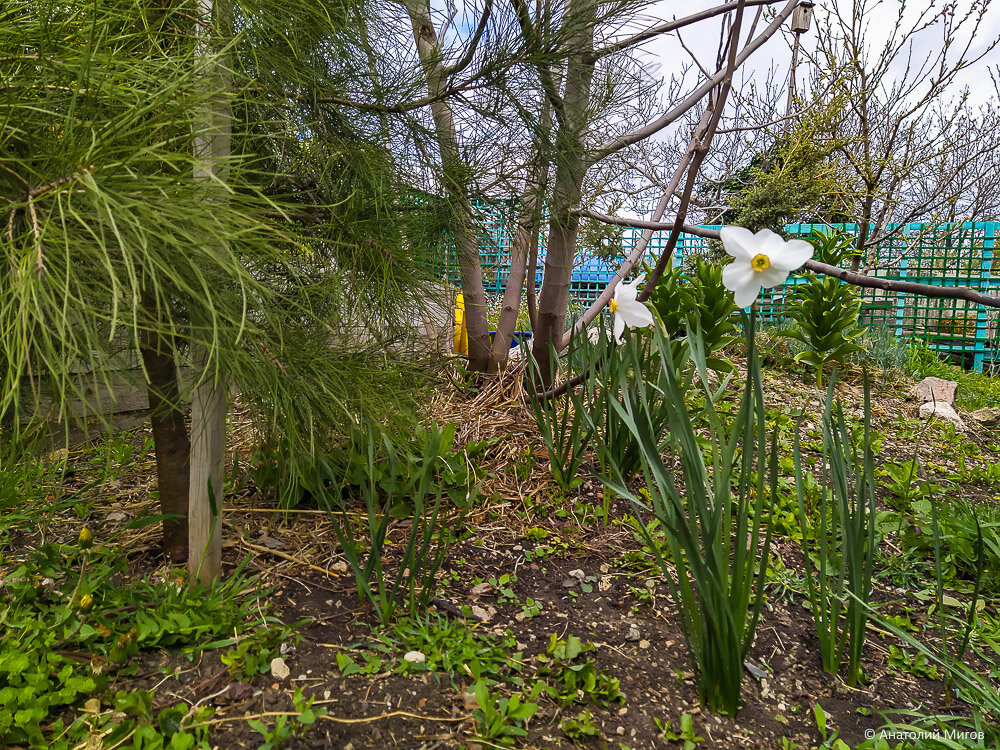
[
  {"left": 526, "top": 223, "right": 541, "bottom": 328},
  {"left": 490, "top": 95, "right": 553, "bottom": 369},
  {"left": 530, "top": 0, "right": 595, "bottom": 387},
  {"left": 139, "top": 293, "right": 190, "bottom": 564},
  {"left": 188, "top": 0, "right": 229, "bottom": 583},
  {"left": 188, "top": 349, "right": 225, "bottom": 582},
  {"left": 404, "top": 1, "right": 492, "bottom": 372}
]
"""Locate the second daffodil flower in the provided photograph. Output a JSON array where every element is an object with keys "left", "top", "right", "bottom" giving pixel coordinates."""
[
  {"left": 610, "top": 275, "right": 653, "bottom": 343},
  {"left": 720, "top": 227, "right": 813, "bottom": 307}
]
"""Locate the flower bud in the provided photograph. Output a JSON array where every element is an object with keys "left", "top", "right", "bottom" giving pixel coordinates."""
[
  {"left": 78, "top": 528, "right": 94, "bottom": 548},
  {"left": 79, "top": 593, "right": 93, "bottom": 611}
]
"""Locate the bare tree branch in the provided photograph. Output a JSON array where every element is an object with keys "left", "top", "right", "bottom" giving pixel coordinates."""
[
  {"left": 595, "top": 0, "right": 780, "bottom": 60},
  {"left": 589, "top": 0, "right": 798, "bottom": 164}
]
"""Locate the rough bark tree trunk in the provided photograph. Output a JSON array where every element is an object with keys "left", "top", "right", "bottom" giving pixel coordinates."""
[
  {"left": 139, "top": 293, "right": 190, "bottom": 564},
  {"left": 529, "top": 0, "right": 596, "bottom": 387},
  {"left": 404, "top": 0, "right": 492, "bottom": 373}
]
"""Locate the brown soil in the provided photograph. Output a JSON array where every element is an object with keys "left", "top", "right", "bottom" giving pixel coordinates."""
[{"left": 10, "top": 364, "right": 1000, "bottom": 749}]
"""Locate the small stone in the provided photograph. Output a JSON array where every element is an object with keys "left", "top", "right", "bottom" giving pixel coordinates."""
[
  {"left": 616, "top": 726, "right": 626, "bottom": 736},
  {"left": 639, "top": 639, "right": 651, "bottom": 649},
  {"left": 261, "top": 535, "right": 284, "bottom": 550},
  {"left": 470, "top": 605, "right": 494, "bottom": 622},
  {"left": 561, "top": 579, "right": 576, "bottom": 588},
  {"left": 971, "top": 407, "right": 1000, "bottom": 428},
  {"left": 569, "top": 569, "right": 586, "bottom": 580},
  {"left": 403, "top": 651, "right": 426, "bottom": 663},
  {"left": 106, "top": 511, "right": 127, "bottom": 522},
  {"left": 270, "top": 657, "right": 290, "bottom": 680},
  {"left": 331, "top": 561, "right": 348, "bottom": 573},
  {"left": 625, "top": 626, "right": 641, "bottom": 642},
  {"left": 471, "top": 582, "right": 493, "bottom": 596}
]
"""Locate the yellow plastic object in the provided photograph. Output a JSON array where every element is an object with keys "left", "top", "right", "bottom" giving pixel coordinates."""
[{"left": 454, "top": 292, "right": 468, "bottom": 355}]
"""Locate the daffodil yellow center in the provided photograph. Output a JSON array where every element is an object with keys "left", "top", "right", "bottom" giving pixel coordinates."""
[
  {"left": 609, "top": 299, "right": 618, "bottom": 313},
  {"left": 751, "top": 253, "right": 770, "bottom": 272}
]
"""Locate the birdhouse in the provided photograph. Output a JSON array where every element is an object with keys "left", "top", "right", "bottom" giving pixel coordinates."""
[{"left": 791, "top": 2, "right": 815, "bottom": 34}]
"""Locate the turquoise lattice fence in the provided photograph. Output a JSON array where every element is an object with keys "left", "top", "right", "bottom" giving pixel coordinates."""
[
  {"left": 440, "top": 206, "right": 1000, "bottom": 371},
  {"left": 762, "top": 223, "right": 999, "bottom": 372}
]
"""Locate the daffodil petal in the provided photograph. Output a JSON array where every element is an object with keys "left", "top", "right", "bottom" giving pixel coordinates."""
[
  {"left": 720, "top": 226, "right": 755, "bottom": 260},
  {"left": 613, "top": 314, "right": 626, "bottom": 343},
  {"left": 758, "top": 229, "right": 788, "bottom": 254},
  {"left": 722, "top": 258, "right": 756, "bottom": 294},
  {"left": 768, "top": 238, "right": 814, "bottom": 273},
  {"left": 616, "top": 299, "right": 653, "bottom": 328},
  {"left": 732, "top": 280, "right": 764, "bottom": 308},
  {"left": 616, "top": 277, "right": 641, "bottom": 304},
  {"left": 756, "top": 265, "right": 792, "bottom": 289}
]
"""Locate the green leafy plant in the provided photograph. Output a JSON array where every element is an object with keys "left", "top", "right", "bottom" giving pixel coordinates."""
[
  {"left": 595, "top": 313, "right": 774, "bottom": 715},
  {"left": 655, "top": 712, "right": 705, "bottom": 749},
  {"left": 535, "top": 634, "right": 624, "bottom": 707},
  {"left": 560, "top": 708, "right": 602, "bottom": 740},
  {"left": 248, "top": 689, "right": 327, "bottom": 750},
  {"left": 472, "top": 681, "right": 539, "bottom": 745},
  {"left": 221, "top": 626, "right": 296, "bottom": 679},
  {"left": 576, "top": 314, "right": 688, "bottom": 490},
  {"left": 685, "top": 259, "right": 740, "bottom": 373},
  {"left": 886, "top": 646, "right": 941, "bottom": 680},
  {"left": 878, "top": 459, "right": 924, "bottom": 510},
  {"left": 813, "top": 703, "right": 851, "bottom": 750},
  {"left": 851, "top": 325, "right": 910, "bottom": 373},
  {"left": 793, "top": 375, "right": 878, "bottom": 686},
  {"left": 527, "top": 332, "right": 597, "bottom": 492},
  {"left": 782, "top": 275, "right": 866, "bottom": 386},
  {"left": 0, "top": 538, "right": 273, "bottom": 748},
  {"left": 321, "top": 422, "right": 471, "bottom": 625},
  {"left": 648, "top": 258, "right": 739, "bottom": 372}
]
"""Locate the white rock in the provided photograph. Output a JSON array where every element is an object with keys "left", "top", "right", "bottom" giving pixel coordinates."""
[
  {"left": 270, "top": 657, "right": 290, "bottom": 680},
  {"left": 625, "top": 626, "right": 641, "bottom": 642},
  {"left": 106, "top": 512, "right": 127, "bottom": 522},
  {"left": 919, "top": 401, "right": 966, "bottom": 430},
  {"left": 403, "top": 651, "right": 426, "bottom": 663}
]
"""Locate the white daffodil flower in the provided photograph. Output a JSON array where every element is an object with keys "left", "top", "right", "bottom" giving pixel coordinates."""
[
  {"left": 609, "top": 275, "right": 654, "bottom": 343},
  {"left": 720, "top": 227, "right": 814, "bottom": 308}
]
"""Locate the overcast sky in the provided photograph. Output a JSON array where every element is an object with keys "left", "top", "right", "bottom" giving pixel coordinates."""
[{"left": 626, "top": 1, "right": 1000, "bottom": 108}]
